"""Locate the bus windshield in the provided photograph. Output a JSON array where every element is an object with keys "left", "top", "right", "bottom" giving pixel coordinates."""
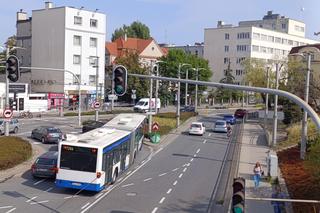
[{"left": 60, "top": 145, "right": 97, "bottom": 172}]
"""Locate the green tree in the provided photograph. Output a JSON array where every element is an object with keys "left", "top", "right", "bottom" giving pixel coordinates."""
[{"left": 111, "top": 21, "right": 151, "bottom": 41}]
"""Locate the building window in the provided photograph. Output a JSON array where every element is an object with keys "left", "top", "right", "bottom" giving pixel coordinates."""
[
  {"left": 89, "top": 75, "right": 96, "bottom": 86},
  {"left": 261, "top": 34, "right": 267, "bottom": 41},
  {"left": 253, "top": 33, "right": 260, "bottom": 40},
  {"left": 224, "top": 57, "right": 230, "bottom": 64},
  {"left": 73, "top": 55, "right": 81, "bottom": 64},
  {"left": 260, "top": 46, "right": 267, "bottom": 53},
  {"left": 282, "top": 38, "right": 287, "bottom": 45},
  {"left": 89, "top": 56, "right": 98, "bottom": 66},
  {"left": 295, "top": 25, "right": 305, "bottom": 32},
  {"left": 90, "top": 19, "right": 98, "bottom": 28},
  {"left": 225, "top": 45, "right": 229, "bottom": 52},
  {"left": 275, "top": 37, "right": 281, "bottom": 43},
  {"left": 195, "top": 50, "right": 198, "bottom": 56},
  {"left": 252, "top": 45, "right": 259, "bottom": 52},
  {"left": 74, "top": 16, "right": 82, "bottom": 25},
  {"left": 73, "top": 35, "right": 81, "bottom": 46},
  {"left": 90, "top": 37, "right": 97, "bottom": 47},
  {"left": 267, "top": 47, "right": 274, "bottom": 54},
  {"left": 267, "top": 36, "right": 274, "bottom": 42},
  {"left": 237, "top": 32, "right": 250, "bottom": 39},
  {"left": 225, "top": 33, "right": 229, "bottom": 40},
  {"left": 235, "top": 69, "right": 244, "bottom": 76},
  {"left": 288, "top": 40, "right": 293, "bottom": 45},
  {"left": 282, "top": 23, "right": 286, "bottom": 29},
  {"left": 73, "top": 74, "right": 80, "bottom": 84},
  {"left": 236, "top": 57, "right": 246, "bottom": 64},
  {"left": 237, "top": 45, "right": 248, "bottom": 52}
]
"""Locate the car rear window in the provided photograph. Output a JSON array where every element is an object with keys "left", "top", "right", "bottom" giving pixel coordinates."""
[
  {"left": 216, "top": 122, "right": 225, "bottom": 126},
  {"left": 191, "top": 124, "right": 201, "bottom": 128},
  {"left": 36, "top": 158, "right": 56, "bottom": 165},
  {"left": 47, "top": 128, "right": 61, "bottom": 133}
]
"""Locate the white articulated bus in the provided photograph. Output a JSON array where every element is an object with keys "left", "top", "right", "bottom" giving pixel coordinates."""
[{"left": 56, "top": 114, "right": 147, "bottom": 192}]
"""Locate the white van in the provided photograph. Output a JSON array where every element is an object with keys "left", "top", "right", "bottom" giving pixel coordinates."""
[{"left": 133, "top": 98, "right": 161, "bottom": 113}]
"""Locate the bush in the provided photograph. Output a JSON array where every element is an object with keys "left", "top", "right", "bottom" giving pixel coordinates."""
[{"left": 0, "top": 136, "right": 32, "bottom": 170}]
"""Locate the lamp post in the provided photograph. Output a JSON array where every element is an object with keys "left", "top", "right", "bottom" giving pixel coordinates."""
[
  {"left": 154, "top": 60, "right": 166, "bottom": 114},
  {"left": 272, "top": 62, "right": 283, "bottom": 146},
  {"left": 193, "top": 67, "right": 206, "bottom": 113},
  {"left": 264, "top": 66, "right": 270, "bottom": 129}
]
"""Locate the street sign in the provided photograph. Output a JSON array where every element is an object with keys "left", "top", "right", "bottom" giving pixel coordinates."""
[
  {"left": 131, "top": 94, "right": 136, "bottom": 100},
  {"left": 152, "top": 122, "right": 160, "bottom": 131},
  {"left": 94, "top": 101, "right": 100, "bottom": 109},
  {"left": 108, "top": 94, "right": 118, "bottom": 100},
  {"left": 3, "top": 108, "right": 13, "bottom": 119}
]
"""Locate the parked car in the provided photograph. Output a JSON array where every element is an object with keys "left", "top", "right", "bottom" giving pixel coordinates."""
[
  {"left": 82, "top": 120, "right": 106, "bottom": 133},
  {"left": 213, "top": 120, "right": 228, "bottom": 133},
  {"left": 31, "top": 126, "right": 65, "bottom": 143},
  {"left": 234, "top": 109, "right": 247, "bottom": 118},
  {"left": 189, "top": 122, "right": 205, "bottom": 136},
  {"left": 223, "top": 114, "right": 236, "bottom": 125},
  {"left": 180, "top": 105, "right": 196, "bottom": 112},
  {"left": 0, "top": 118, "right": 19, "bottom": 134},
  {"left": 31, "top": 151, "right": 58, "bottom": 178}
]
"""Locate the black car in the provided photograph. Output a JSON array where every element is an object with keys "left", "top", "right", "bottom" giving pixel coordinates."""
[
  {"left": 180, "top": 105, "right": 196, "bottom": 112},
  {"left": 31, "top": 126, "right": 65, "bottom": 143},
  {"left": 82, "top": 120, "right": 106, "bottom": 133},
  {"left": 31, "top": 151, "right": 58, "bottom": 178}
]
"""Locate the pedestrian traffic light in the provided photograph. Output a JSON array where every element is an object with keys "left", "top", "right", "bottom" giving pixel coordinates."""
[
  {"left": 113, "top": 65, "right": 127, "bottom": 96},
  {"left": 6, "top": 55, "right": 20, "bottom": 82},
  {"left": 232, "top": 177, "right": 245, "bottom": 213}
]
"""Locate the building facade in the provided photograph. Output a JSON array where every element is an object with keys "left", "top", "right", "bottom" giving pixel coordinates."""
[
  {"left": 168, "top": 42, "right": 204, "bottom": 58},
  {"left": 16, "top": 2, "right": 106, "bottom": 109},
  {"left": 204, "top": 11, "right": 318, "bottom": 84}
]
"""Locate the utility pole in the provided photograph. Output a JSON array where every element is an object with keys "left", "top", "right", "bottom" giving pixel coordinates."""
[
  {"left": 301, "top": 53, "right": 311, "bottom": 159},
  {"left": 272, "top": 63, "right": 280, "bottom": 146},
  {"left": 148, "top": 65, "right": 154, "bottom": 134},
  {"left": 185, "top": 69, "right": 189, "bottom": 106},
  {"left": 195, "top": 68, "right": 199, "bottom": 113},
  {"left": 95, "top": 57, "right": 99, "bottom": 121},
  {"left": 264, "top": 67, "right": 270, "bottom": 129},
  {"left": 155, "top": 64, "right": 159, "bottom": 114},
  {"left": 176, "top": 64, "right": 181, "bottom": 128},
  {"left": 4, "top": 47, "right": 10, "bottom": 136}
]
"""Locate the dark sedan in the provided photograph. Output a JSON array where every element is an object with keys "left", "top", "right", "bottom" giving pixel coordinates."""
[
  {"left": 31, "top": 151, "right": 58, "bottom": 178},
  {"left": 82, "top": 120, "right": 106, "bottom": 133},
  {"left": 31, "top": 126, "right": 65, "bottom": 143},
  {"left": 180, "top": 105, "right": 196, "bottom": 112}
]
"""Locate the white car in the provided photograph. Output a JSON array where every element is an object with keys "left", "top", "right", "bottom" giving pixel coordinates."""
[{"left": 189, "top": 122, "right": 205, "bottom": 136}]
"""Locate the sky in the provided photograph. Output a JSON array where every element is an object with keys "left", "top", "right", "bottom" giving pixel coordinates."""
[{"left": 1, "top": 0, "right": 320, "bottom": 46}]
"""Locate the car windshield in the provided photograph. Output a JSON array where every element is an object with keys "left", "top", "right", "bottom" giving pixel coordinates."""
[
  {"left": 224, "top": 115, "right": 233, "bottom": 118},
  {"left": 47, "top": 128, "right": 61, "bottom": 133},
  {"left": 136, "top": 101, "right": 145, "bottom": 106},
  {"left": 0, "top": 121, "right": 3, "bottom": 125},
  {"left": 216, "top": 122, "right": 225, "bottom": 126},
  {"left": 36, "top": 158, "right": 56, "bottom": 165},
  {"left": 191, "top": 124, "right": 201, "bottom": 128}
]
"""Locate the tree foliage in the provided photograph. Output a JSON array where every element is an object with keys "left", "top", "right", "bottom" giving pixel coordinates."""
[{"left": 111, "top": 21, "right": 151, "bottom": 41}]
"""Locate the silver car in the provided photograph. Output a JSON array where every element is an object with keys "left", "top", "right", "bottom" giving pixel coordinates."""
[
  {"left": 0, "top": 119, "right": 19, "bottom": 134},
  {"left": 213, "top": 120, "right": 228, "bottom": 133}
]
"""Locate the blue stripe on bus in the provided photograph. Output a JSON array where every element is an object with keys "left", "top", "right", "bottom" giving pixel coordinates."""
[
  {"left": 55, "top": 179, "right": 104, "bottom": 192},
  {"left": 103, "top": 135, "right": 131, "bottom": 153}
]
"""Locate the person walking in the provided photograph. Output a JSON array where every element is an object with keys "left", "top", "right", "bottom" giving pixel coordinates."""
[
  {"left": 271, "top": 186, "right": 285, "bottom": 213},
  {"left": 253, "top": 162, "right": 263, "bottom": 188}
]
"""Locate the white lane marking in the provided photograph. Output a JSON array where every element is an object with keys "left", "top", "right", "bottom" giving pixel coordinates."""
[
  {"left": 144, "top": 178, "right": 152, "bottom": 182},
  {"left": 5, "top": 208, "right": 16, "bottom": 213},
  {"left": 196, "top": 148, "right": 200, "bottom": 154},
  {"left": 33, "top": 179, "right": 45, "bottom": 185},
  {"left": 30, "top": 200, "right": 49, "bottom": 205},
  {"left": 0, "top": 206, "right": 13, "bottom": 209},
  {"left": 167, "top": 188, "right": 172, "bottom": 194},
  {"left": 64, "top": 195, "right": 79, "bottom": 199},
  {"left": 117, "top": 177, "right": 124, "bottom": 182},
  {"left": 173, "top": 180, "right": 178, "bottom": 186},
  {"left": 178, "top": 173, "right": 183, "bottom": 178},
  {"left": 203, "top": 139, "right": 207, "bottom": 143},
  {"left": 183, "top": 168, "right": 187, "bottom": 173},
  {"left": 127, "top": 170, "right": 132, "bottom": 175},
  {"left": 32, "top": 142, "right": 41, "bottom": 145},
  {"left": 95, "top": 193, "right": 104, "bottom": 199},
  {"left": 121, "top": 183, "right": 134, "bottom": 188},
  {"left": 190, "top": 158, "right": 194, "bottom": 162},
  {"left": 81, "top": 203, "right": 91, "bottom": 210},
  {"left": 154, "top": 147, "right": 163, "bottom": 155},
  {"left": 208, "top": 133, "right": 212, "bottom": 136},
  {"left": 159, "top": 197, "right": 166, "bottom": 204},
  {"left": 194, "top": 154, "right": 197, "bottom": 157},
  {"left": 159, "top": 172, "right": 167, "bottom": 177},
  {"left": 141, "top": 160, "right": 145, "bottom": 164},
  {"left": 45, "top": 187, "right": 53, "bottom": 192},
  {"left": 172, "top": 168, "right": 179, "bottom": 172},
  {"left": 26, "top": 196, "right": 37, "bottom": 203},
  {"left": 151, "top": 207, "right": 158, "bottom": 213}
]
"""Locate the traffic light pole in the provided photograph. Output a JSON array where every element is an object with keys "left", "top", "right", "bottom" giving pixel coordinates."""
[
  {"left": 4, "top": 47, "right": 10, "bottom": 136},
  {"left": 95, "top": 57, "right": 99, "bottom": 121}
]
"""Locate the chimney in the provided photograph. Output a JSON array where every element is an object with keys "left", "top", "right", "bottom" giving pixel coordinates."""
[
  {"left": 45, "top": 1, "right": 53, "bottom": 9},
  {"left": 217, "top": 21, "right": 225, "bottom": 28},
  {"left": 17, "top": 9, "right": 27, "bottom": 21}
]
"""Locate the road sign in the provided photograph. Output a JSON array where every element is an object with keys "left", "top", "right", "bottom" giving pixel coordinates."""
[
  {"left": 131, "top": 94, "right": 136, "bottom": 100},
  {"left": 94, "top": 101, "right": 100, "bottom": 109},
  {"left": 152, "top": 122, "right": 159, "bottom": 131},
  {"left": 3, "top": 108, "right": 13, "bottom": 119},
  {"left": 108, "top": 94, "right": 118, "bottom": 100}
]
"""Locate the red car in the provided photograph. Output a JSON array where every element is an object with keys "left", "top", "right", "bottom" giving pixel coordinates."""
[{"left": 234, "top": 109, "right": 247, "bottom": 118}]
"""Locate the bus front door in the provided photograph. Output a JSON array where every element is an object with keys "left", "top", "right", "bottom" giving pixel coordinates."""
[{"left": 103, "top": 152, "right": 113, "bottom": 184}]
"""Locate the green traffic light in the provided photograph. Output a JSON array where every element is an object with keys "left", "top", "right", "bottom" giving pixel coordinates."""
[{"left": 115, "top": 85, "right": 124, "bottom": 94}]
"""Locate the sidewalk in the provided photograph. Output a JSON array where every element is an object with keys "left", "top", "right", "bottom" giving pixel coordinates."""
[{"left": 238, "top": 121, "right": 277, "bottom": 213}]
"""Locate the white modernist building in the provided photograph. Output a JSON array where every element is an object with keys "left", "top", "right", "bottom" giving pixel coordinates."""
[
  {"left": 204, "top": 11, "right": 318, "bottom": 84},
  {"left": 16, "top": 2, "right": 106, "bottom": 108}
]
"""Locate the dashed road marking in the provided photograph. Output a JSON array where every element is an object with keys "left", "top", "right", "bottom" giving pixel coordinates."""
[
  {"left": 95, "top": 193, "right": 104, "bottom": 199},
  {"left": 193, "top": 154, "right": 197, "bottom": 157},
  {"left": 45, "top": 187, "right": 53, "bottom": 192},
  {"left": 167, "top": 188, "right": 172, "bottom": 194},
  {"left": 81, "top": 203, "right": 91, "bottom": 210},
  {"left": 0, "top": 206, "right": 13, "bottom": 209},
  {"left": 26, "top": 196, "right": 37, "bottom": 203},
  {"left": 183, "top": 168, "right": 187, "bottom": 173},
  {"left": 159, "top": 197, "right": 166, "bottom": 204},
  {"left": 30, "top": 200, "right": 49, "bottom": 205},
  {"left": 151, "top": 207, "right": 158, "bottom": 213},
  {"left": 178, "top": 173, "right": 183, "bottom": 178},
  {"left": 196, "top": 148, "right": 200, "bottom": 154},
  {"left": 64, "top": 195, "right": 79, "bottom": 199},
  {"left": 154, "top": 147, "right": 163, "bottom": 155},
  {"left": 5, "top": 208, "right": 16, "bottom": 213},
  {"left": 33, "top": 142, "right": 41, "bottom": 145},
  {"left": 33, "top": 179, "right": 45, "bottom": 185},
  {"left": 159, "top": 172, "right": 167, "bottom": 177},
  {"left": 203, "top": 139, "right": 207, "bottom": 143},
  {"left": 172, "top": 168, "right": 179, "bottom": 172},
  {"left": 121, "top": 183, "right": 134, "bottom": 188},
  {"left": 190, "top": 158, "right": 194, "bottom": 162},
  {"left": 173, "top": 180, "right": 178, "bottom": 186},
  {"left": 144, "top": 178, "right": 152, "bottom": 182},
  {"left": 208, "top": 133, "right": 212, "bottom": 136}
]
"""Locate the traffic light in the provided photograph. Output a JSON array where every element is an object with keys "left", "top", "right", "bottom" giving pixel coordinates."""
[
  {"left": 6, "top": 55, "right": 20, "bottom": 82},
  {"left": 232, "top": 177, "right": 245, "bottom": 213},
  {"left": 113, "top": 65, "right": 127, "bottom": 96}
]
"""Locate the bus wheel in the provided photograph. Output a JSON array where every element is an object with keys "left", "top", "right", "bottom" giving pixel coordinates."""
[{"left": 111, "top": 169, "right": 118, "bottom": 184}]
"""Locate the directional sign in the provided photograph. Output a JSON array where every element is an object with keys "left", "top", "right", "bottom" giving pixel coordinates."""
[
  {"left": 94, "top": 101, "right": 100, "bottom": 109},
  {"left": 3, "top": 108, "right": 13, "bottom": 119},
  {"left": 152, "top": 122, "right": 160, "bottom": 131}
]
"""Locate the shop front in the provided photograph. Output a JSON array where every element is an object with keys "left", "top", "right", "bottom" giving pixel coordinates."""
[{"left": 48, "top": 93, "right": 65, "bottom": 110}]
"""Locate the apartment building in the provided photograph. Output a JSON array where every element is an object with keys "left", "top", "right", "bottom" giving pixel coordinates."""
[
  {"left": 204, "top": 11, "right": 318, "bottom": 84},
  {"left": 16, "top": 2, "right": 106, "bottom": 109},
  {"left": 168, "top": 42, "right": 204, "bottom": 58}
]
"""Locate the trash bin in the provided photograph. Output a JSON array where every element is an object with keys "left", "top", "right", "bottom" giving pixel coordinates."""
[{"left": 150, "top": 132, "right": 161, "bottom": 144}]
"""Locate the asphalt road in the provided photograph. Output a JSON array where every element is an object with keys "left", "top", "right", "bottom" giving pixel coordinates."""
[{"left": 0, "top": 111, "right": 240, "bottom": 213}]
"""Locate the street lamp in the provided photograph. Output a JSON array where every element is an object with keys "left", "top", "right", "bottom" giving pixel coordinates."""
[
  {"left": 190, "top": 67, "right": 206, "bottom": 113},
  {"left": 154, "top": 60, "right": 166, "bottom": 114},
  {"left": 264, "top": 66, "right": 271, "bottom": 129},
  {"left": 289, "top": 52, "right": 312, "bottom": 159}
]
